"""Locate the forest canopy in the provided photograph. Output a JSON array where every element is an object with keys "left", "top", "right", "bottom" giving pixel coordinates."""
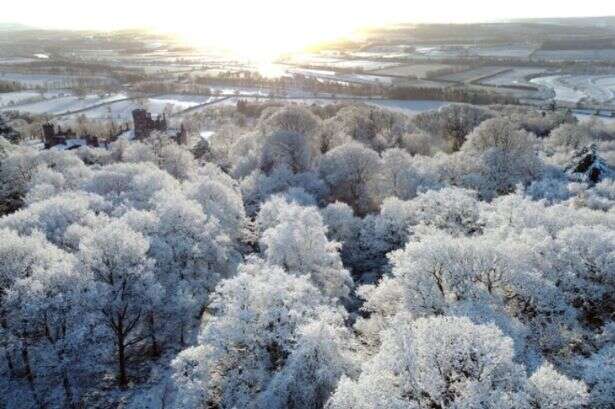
[{"left": 1, "top": 102, "right": 614, "bottom": 408}]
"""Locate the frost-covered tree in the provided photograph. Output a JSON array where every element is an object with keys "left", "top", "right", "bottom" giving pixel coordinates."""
[
  {"left": 547, "top": 123, "right": 593, "bottom": 152},
  {"left": 462, "top": 117, "right": 544, "bottom": 198},
  {"left": 550, "top": 225, "right": 615, "bottom": 326},
  {"left": 2, "top": 100, "right": 615, "bottom": 409},
  {"left": 329, "top": 315, "right": 586, "bottom": 409},
  {"left": 78, "top": 220, "right": 162, "bottom": 387},
  {"left": 583, "top": 344, "right": 615, "bottom": 408},
  {"left": 355, "top": 228, "right": 573, "bottom": 353},
  {"left": 261, "top": 105, "right": 321, "bottom": 138},
  {"left": 257, "top": 316, "right": 356, "bottom": 409},
  {"left": 528, "top": 363, "right": 588, "bottom": 409},
  {"left": 257, "top": 198, "right": 352, "bottom": 300},
  {"left": 329, "top": 105, "right": 411, "bottom": 152},
  {"left": 172, "top": 261, "right": 350, "bottom": 409},
  {"left": 81, "top": 162, "right": 179, "bottom": 211},
  {"left": 0, "top": 229, "right": 87, "bottom": 408},
  {"left": 413, "top": 103, "right": 493, "bottom": 151},
  {"left": 319, "top": 142, "right": 381, "bottom": 215},
  {"left": 0, "top": 192, "right": 106, "bottom": 249},
  {"left": 241, "top": 166, "right": 328, "bottom": 215},
  {"left": 378, "top": 148, "right": 440, "bottom": 201},
  {"left": 183, "top": 168, "right": 247, "bottom": 245},
  {"left": 159, "top": 144, "right": 197, "bottom": 180},
  {"left": 259, "top": 131, "right": 311, "bottom": 174},
  {"left": 147, "top": 191, "right": 238, "bottom": 345}
]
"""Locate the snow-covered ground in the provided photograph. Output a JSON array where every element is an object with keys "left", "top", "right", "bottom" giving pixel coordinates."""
[
  {"left": 0, "top": 72, "right": 77, "bottom": 87},
  {"left": 533, "top": 49, "right": 615, "bottom": 62},
  {"left": 531, "top": 75, "right": 615, "bottom": 103},
  {"left": 0, "top": 57, "right": 38, "bottom": 65},
  {"left": 575, "top": 112, "right": 615, "bottom": 125},
  {"left": 200, "top": 130, "right": 215, "bottom": 141},
  {"left": 369, "top": 64, "right": 457, "bottom": 78},
  {"left": 287, "top": 68, "right": 394, "bottom": 85},
  {"left": 0, "top": 93, "right": 128, "bottom": 115},
  {"left": 480, "top": 68, "right": 547, "bottom": 87},
  {"left": 472, "top": 45, "right": 535, "bottom": 59},
  {"left": 148, "top": 94, "right": 218, "bottom": 110},
  {"left": 0, "top": 90, "right": 65, "bottom": 108},
  {"left": 63, "top": 95, "right": 224, "bottom": 120},
  {"left": 365, "top": 99, "right": 450, "bottom": 115}
]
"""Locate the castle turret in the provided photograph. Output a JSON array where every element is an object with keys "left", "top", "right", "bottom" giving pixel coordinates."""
[{"left": 132, "top": 109, "right": 150, "bottom": 139}]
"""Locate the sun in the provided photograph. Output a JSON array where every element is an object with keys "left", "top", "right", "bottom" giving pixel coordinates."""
[{"left": 168, "top": 4, "right": 364, "bottom": 62}]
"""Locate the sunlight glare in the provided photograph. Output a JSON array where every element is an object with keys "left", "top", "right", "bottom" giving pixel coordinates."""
[{"left": 168, "top": 3, "right": 367, "bottom": 62}]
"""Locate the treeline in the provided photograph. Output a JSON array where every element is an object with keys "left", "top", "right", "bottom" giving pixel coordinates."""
[
  {"left": 387, "top": 85, "right": 518, "bottom": 105},
  {"left": 0, "top": 80, "right": 24, "bottom": 93},
  {"left": 194, "top": 74, "right": 381, "bottom": 96}
]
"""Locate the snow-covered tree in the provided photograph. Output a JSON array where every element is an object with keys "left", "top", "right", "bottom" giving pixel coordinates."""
[
  {"left": 259, "top": 131, "right": 311, "bottom": 174},
  {"left": 329, "top": 315, "right": 586, "bottom": 409},
  {"left": 172, "top": 261, "right": 350, "bottom": 409},
  {"left": 583, "top": 344, "right": 615, "bottom": 408},
  {"left": 462, "top": 117, "right": 544, "bottom": 198},
  {"left": 319, "top": 142, "right": 381, "bottom": 215},
  {"left": 257, "top": 198, "right": 352, "bottom": 300},
  {"left": 78, "top": 220, "right": 162, "bottom": 387}
]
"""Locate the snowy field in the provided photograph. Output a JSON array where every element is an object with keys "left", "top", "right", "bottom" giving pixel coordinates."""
[
  {"left": 533, "top": 49, "right": 615, "bottom": 62},
  {"left": 287, "top": 68, "right": 394, "bottom": 85},
  {"left": 531, "top": 75, "right": 615, "bottom": 103},
  {"left": 0, "top": 72, "right": 76, "bottom": 87},
  {"left": 62, "top": 95, "right": 225, "bottom": 120},
  {"left": 365, "top": 99, "right": 450, "bottom": 115},
  {"left": 0, "top": 90, "right": 65, "bottom": 108},
  {"left": 472, "top": 46, "right": 535, "bottom": 59},
  {"left": 479, "top": 68, "right": 547, "bottom": 87},
  {"left": 575, "top": 113, "right": 615, "bottom": 125},
  {"left": 283, "top": 54, "right": 401, "bottom": 71},
  {"left": 0, "top": 93, "right": 128, "bottom": 116},
  {"left": 0, "top": 57, "right": 38, "bottom": 65},
  {"left": 327, "top": 60, "right": 401, "bottom": 71},
  {"left": 437, "top": 67, "right": 511, "bottom": 84},
  {"left": 369, "top": 64, "right": 458, "bottom": 78}
]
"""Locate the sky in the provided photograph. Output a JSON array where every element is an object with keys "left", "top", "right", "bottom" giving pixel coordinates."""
[{"left": 4, "top": 0, "right": 615, "bottom": 56}]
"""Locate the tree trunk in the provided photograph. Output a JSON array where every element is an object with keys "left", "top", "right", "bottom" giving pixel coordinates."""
[
  {"left": 21, "top": 343, "right": 45, "bottom": 409},
  {"left": 180, "top": 322, "right": 185, "bottom": 347},
  {"left": 62, "top": 371, "right": 76, "bottom": 409},
  {"left": 148, "top": 313, "right": 160, "bottom": 357},
  {"left": 4, "top": 349, "right": 15, "bottom": 378},
  {"left": 116, "top": 321, "right": 128, "bottom": 388}
]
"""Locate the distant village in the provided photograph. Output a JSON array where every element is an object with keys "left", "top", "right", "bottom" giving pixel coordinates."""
[{"left": 42, "top": 109, "right": 188, "bottom": 150}]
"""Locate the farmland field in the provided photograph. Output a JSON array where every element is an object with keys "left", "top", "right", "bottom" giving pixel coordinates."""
[
  {"left": 479, "top": 67, "right": 548, "bottom": 87},
  {"left": 533, "top": 49, "right": 615, "bottom": 62},
  {"left": 369, "top": 63, "right": 459, "bottom": 78},
  {"left": 472, "top": 45, "right": 536, "bottom": 59},
  {"left": 0, "top": 93, "right": 127, "bottom": 116},
  {"left": 530, "top": 74, "right": 615, "bottom": 103},
  {"left": 0, "top": 90, "right": 65, "bottom": 107},
  {"left": 436, "top": 66, "right": 511, "bottom": 83}
]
